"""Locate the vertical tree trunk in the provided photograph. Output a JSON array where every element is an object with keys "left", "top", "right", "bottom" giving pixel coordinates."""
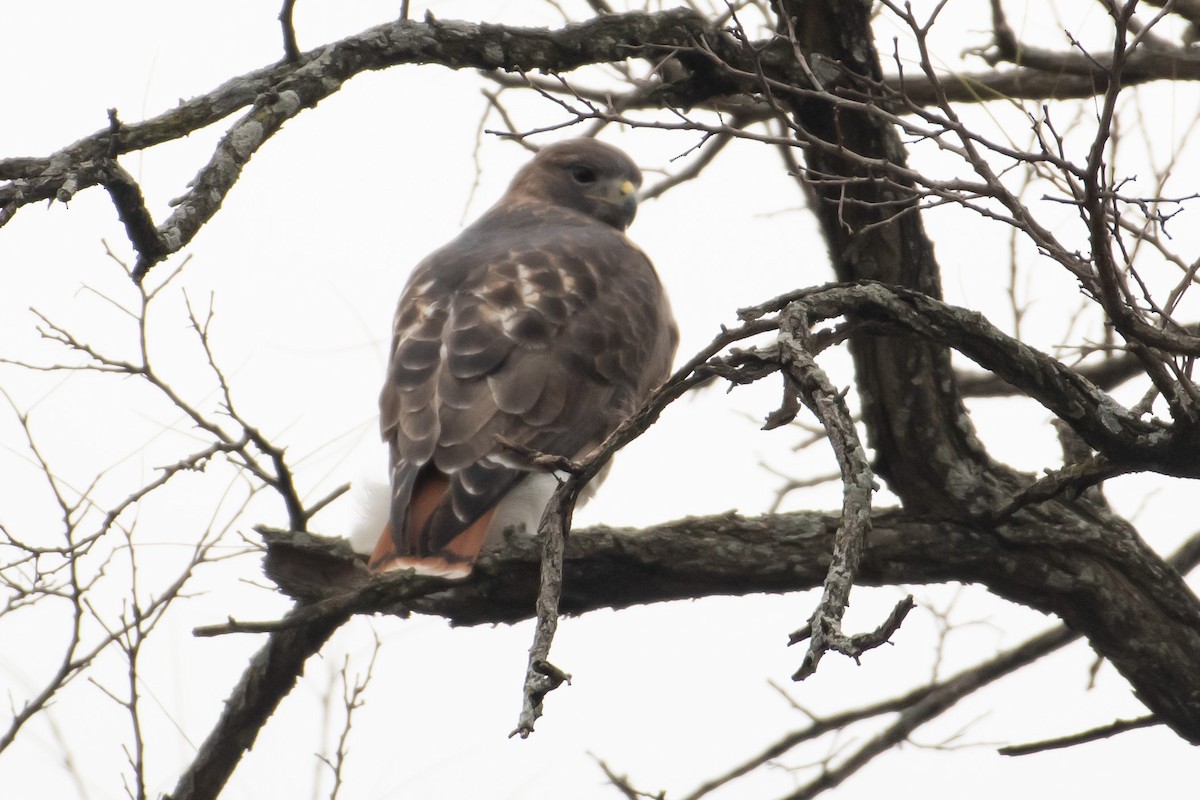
[{"left": 772, "top": 0, "right": 1200, "bottom": 743}]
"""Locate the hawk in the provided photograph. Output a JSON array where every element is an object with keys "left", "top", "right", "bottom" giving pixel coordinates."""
[{"left": 370, "top": 138, "right": 678, "bottom": 576}]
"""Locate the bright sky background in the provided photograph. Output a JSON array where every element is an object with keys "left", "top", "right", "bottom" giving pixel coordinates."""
[{"left": 1, "top": 2, "right": 1197, "bottom": 798}]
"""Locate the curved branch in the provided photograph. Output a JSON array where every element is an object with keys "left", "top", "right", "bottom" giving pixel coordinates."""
[
  {"left": 260, "top": 490, "right": 1200, "bottom": 744},
  {"left": 956, "top": 351, "right": 1147, "bottom": 397},
  {"left": 747, "top": 282, "right": 1180, "bottom": 472},
  {"left": 686, "top": 528, "right": 1200, "bottom": 797},
  {"left": 9, "top": 6, "right": 1200, "bottom": 281},
  {"left": 0, "top": 9, "right": 730, "bottom": 278},
  {"left": 985, "top": 0, "right": 1200, "bottom": 82},
  {"left": 773, "top": 304, "right": 895, "bottom": 680},
  {"left": 165, "top": 602, "right": 352, "bottom": 800}
]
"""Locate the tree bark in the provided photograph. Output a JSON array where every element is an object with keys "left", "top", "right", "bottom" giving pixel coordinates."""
[
  {"left": 768, "top": 0, "right": 1200, "bottom": 742},
  {"left": 261, "top": 507, "right": 1200, "bottom": 745},
  {"left": 166, "top": 603, "right": 353, "bottom": 800}
]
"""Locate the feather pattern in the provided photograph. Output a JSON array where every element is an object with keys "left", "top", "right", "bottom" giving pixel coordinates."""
[{"left": 372, "top": 139, "right": 678, "bottom": 575}]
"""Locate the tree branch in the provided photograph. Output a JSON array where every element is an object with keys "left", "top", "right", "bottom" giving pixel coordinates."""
[
  {"left": 1, "top": 9, "right": 732, "bottom": 279},
  {"left": 998, "top": 715, "right": 1158, "bottom": 757},
  {"left": 8, "top": 6, "right": 1200, "bottom": 280},
  {"left": 743, "top": 282, "right": 1181, "bottom": 477},
  {"left": 165, "top": 601, "right": 354, "bottom": 800},
  {"left": 259, "top": 495, "right": 1200, "bottom": 745},
  {"left": 772, "top": 303, "right": 902, "bottom": 680}
]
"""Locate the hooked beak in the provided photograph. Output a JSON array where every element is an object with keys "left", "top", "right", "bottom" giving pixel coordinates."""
[
  {"left": 616, "top": 179, "right": 639, "bottom": 228},
  {"left": 591, "top": 178, "right": 640, "bottom": 229}
]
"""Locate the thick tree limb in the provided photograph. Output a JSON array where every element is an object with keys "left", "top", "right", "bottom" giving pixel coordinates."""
[
  {"left": 759, "top": 0, "right": 1200, "bottom": 743},
  {"left": 0, "top": 9, "right": 734, "bottom": 279},
  {"left": 775, "top": 0, "right": 995, "bottom": 521},
  {"left": 260, "top": 498, "right": 1200, "bottom": 746},
  {"left": 167, "top": 564, "right": 482, "bottom": 800},
  {"left": 986, "top": 0, "right": 1200, "bottom": 81},
  {"left": 165, "top": 601, "right": 353, "bottom": 800},
  {"left": 689, "top": 530, "right": 1200, "bottom": 797},
  {"left": 169, "top": 496, "right": 1200, "bottom": 800},
  {"left": 6, "top": 7, "right": 1200, "bottom": 279},
  {"left": 746, "top": 282, "right": 1184, "bottom": 474},
  {"left": 147, "top": 504, "right": 1200, "bottom": 799},
  {"left": 956, "top": 352, "right": 1147, "bottom": 397}
]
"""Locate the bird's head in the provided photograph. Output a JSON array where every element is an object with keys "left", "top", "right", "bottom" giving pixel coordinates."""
[{"left": 506, "top": 138, "right": 643, "bottom": 230}]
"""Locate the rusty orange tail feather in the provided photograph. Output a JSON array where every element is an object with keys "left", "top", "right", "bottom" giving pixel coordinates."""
[{"left": 368, "top": 472, "right": 497, "bottom": 577}]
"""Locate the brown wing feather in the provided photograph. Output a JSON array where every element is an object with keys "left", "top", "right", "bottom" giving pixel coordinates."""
[{"left": 375, "top": 159, "right": 677, "bottom": 576}]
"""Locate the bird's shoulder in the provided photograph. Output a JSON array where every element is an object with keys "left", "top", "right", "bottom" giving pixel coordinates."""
[{"left": 394, "top": 203, "right": 660, "bottom": 343}]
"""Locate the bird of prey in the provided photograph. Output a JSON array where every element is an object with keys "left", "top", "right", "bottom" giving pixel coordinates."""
[{"left": 369, "top": 138, "right": 678, "bottom": 576}]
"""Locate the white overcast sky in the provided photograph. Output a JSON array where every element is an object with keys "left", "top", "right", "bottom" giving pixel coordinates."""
[{"left": 1, "top": 2, "right": 1197, "bottom": 799}]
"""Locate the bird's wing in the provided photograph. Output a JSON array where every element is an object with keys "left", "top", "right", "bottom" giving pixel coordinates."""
[{"left": 373, "top": 208, "right": 676, "bottom": 574}]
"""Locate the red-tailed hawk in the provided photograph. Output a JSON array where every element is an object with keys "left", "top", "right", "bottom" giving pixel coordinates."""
[{"left": 369, "top": 138, "right": 678, "bottom": 576}]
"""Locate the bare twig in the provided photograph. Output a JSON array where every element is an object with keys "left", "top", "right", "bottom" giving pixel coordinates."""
[
  {"left": 167, "top": 600, "right": 357, "bottom": 800},
  {"left": 998, "top": 714, "right": 1159, "bottom": 756},
  {"left": 509, "top": 315, "right": 780, "bottom": 737},
  {"left": 318, "top": 638, "right": 381, "bottom": 800},
  {"left": 280, "top": 0, "right": 301, "bottom": 62}
]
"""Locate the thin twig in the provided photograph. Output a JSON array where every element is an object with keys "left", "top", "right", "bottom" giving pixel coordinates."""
[
  {"left": 280, "top": 0, "right": 301, "bottom": 62},
  {"left": 998, "top": 714, "right": 1159, "bottom": 756}
]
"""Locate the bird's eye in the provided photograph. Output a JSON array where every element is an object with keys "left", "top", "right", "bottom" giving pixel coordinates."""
[{"left": 570, "top": 165, "right": 597, "bottom": 184}]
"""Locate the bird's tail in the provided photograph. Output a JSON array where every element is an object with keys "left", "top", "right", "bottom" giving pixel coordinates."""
[
  {"left": 365, "top": 472, "right": 493, "bottom": 578},
  {"left": 366, "top": 519, "right": 482, "bottom": 578}
]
